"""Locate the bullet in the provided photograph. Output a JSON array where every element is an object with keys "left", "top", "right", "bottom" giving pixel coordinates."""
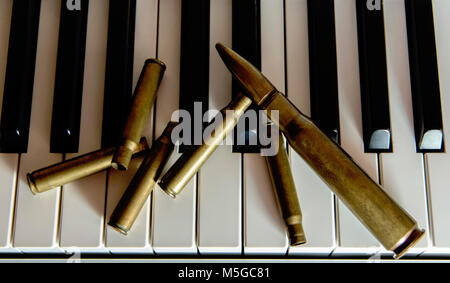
[
  {"left": 159, "top": 92, "right": 252, "bottom": 198},
  {"left": 108, "top": 122, "right": 177, "bottom": 235},
  {"left": 27, "top": 138, "right": 149, "bottom": 195},
  {"left": 265, "top": 129, "right": 306, "bottom": 246},
  {"left": 216, "top": 43, "right": 424, "bottom": 258},
  {"left": 113, "top": 59, "right": 166, "bottom": 171}
]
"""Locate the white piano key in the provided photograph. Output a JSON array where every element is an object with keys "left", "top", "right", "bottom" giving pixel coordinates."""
[
  {"left": 12, "top": 0, "right": 63, "bottom": 253},
  {"left": 333, "top": 0, "right": 381, "bottom": 255},
  {"left": 58, "top": 0, "right": 109, "bottom": 252},
  {"left": 153, "top": 152, "right": 197, "bottom": 254},
  {"left": 197, "top": 0, "right": 241, "bottom": 255},
  {"left": 244, "top": 0, "right": 288, "bottom": 255},
  {"left": 244, "top": 154, "right": 288, "bottom": 255},
  {"left": 0, "top": 0, "right": 19, "bottom": 253},
  {"left": 380, "top": 0, "right": 430, "bottom": 255},
  {"left": 285, "top": 0, "right": 336, "bottom": 256},
  {"left": 151, "top": 0, "right": 197, "bottom": 255},
  {"left": 423, "top": 0, "right": 450, "bottom": 254},
  {"left": 105, "top": 0, "right": 158, "bottom": 254}
]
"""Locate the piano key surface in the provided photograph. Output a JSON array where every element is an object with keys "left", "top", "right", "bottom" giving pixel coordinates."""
[
  {"left": 1, "top": 0, "right": 450, "bottom": 259},
  {"left": 0, "top": 0, "right": 42, "bottom": 153},
  {"left": 50, "top": 0, "right": 89, "bottom": 153},
  {"left": 101, "top": 0, "right": 136, "bottom": 149},
  {"left": 355, "top": 0, "right": 392, "bottom": 152},
  {"left": 0, "top": 0, "right": 19, "bottom": 253},
  {"left": 423, "top": 0, "right": 450, "bottom": 254},
  {"left": 151, "top": 0, "right": 197, "bottom": 255},
  {"left": 12, "top": 0, "right": 63, "bottom": 253},
  {"left": 197, "top": 0, "right": 242, "bottom": 255},
  {"left": 404, "top": 0, "right": 444, "bottom": 152},
  {"left": 307, "top": 0, "right": 340, "bottom": 144},
  {"left": 178, "top": 0, "right": 210, "bottom": 153},
  {"left": 58, "top": 0, "right": 108, "bottom": 252}
]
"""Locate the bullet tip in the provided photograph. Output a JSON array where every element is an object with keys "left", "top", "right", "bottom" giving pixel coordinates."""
[{"left": 214, "top": 42, "right": 277, "bottom": 105}]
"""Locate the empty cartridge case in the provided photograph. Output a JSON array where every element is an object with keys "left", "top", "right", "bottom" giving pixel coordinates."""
[
  {"left": 109, "top": 122, "right": 177, "bottom": 235},
  {"left": 159, "top": 92, "right": 252, "bottom": 198},
  {"left": 27, "top": 138, "right": 149, "bottom": 195},
  {"left": 216, "top": 43, "right": 424, "bottom": 258},
  {"left": 113, "top": 59, "right": 166, "bottom": 171},
  {"left": 265, "top": 130, "right": 306, "bottom": 246}
]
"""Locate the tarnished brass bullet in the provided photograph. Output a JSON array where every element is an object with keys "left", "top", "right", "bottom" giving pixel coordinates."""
[
  {"left": 113, "top": 59, "right": 166, "bottom": 171},
  {"left": 27, "top": 138, "right": 149, "bottom": 195},
  {"left": 216, "top": 43, "right": 425, "bottom": 258},
  {"left": 108, "top": 122, "right": 177, "bottom": 235},
  {"left": 265, "top": 130, "right": 306, "bottom": 246},
  {"left": 159, "top": 93, "right": 252, "bottom": 198}
]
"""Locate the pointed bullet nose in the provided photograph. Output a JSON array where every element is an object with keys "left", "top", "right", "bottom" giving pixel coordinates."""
[
  {"left": 215, "top": 42, "right": 226, "bottom": 56},
  {"left": 216, "top": 42, "right": 231, "bottom": 66},
  {"left": 215, "top": 42, "right": 277, "bottom": 105}
]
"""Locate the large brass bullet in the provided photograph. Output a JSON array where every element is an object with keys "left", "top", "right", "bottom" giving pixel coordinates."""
[
  {"left": 113, "top": 59, "right": 166, "bottom": 171},
  {"left": 216, "top": 43, "right": 424, "bottom": 258},
  {"left": 159, "top": 93, "right": 252, "bottom": 198},
  {"left": 27, "top": 139, "right": 149, "bottom": 195},
  {"left": 108, "top": 122, "right": 177, "bottom": 235},
  {"left": 265, "top": 130, "right": 306, "bottom": 246}
]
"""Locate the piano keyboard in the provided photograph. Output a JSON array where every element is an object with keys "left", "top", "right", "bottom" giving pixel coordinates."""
[{"left": 0, "top": 0, "right": 449, "bottom": 259}]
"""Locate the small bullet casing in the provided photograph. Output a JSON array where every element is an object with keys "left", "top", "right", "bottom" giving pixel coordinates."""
[
  {"left": 27, "top": 138, "right": 149, "bottom": 195},
  {"left": 265, "top": 129, "right": 306, "bottom": 246},
  {"left": 159, "top": 93, "right": 252, "bottom": 198},
  {"left": 113, "top": 59, "right": 166, "bottom": 171},
  {"left": 108, "top": 122, "right": 177, "bottom": 235}
]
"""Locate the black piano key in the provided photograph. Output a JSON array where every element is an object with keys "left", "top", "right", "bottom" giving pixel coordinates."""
[
  {"left": 50, "top": 0, "right": 89, "bottom": 153},
  {"left": 0, "top": 0, "right": 41, "bottom": 153},
  {"left": 101, "top": 0, "right": 136, "bottom": 149},
  {"left": 179, "top": 0, "right": 210, "bottom": 153},
  {"left": 405, "top": 0, "right": 444, "bottom": 152},
  {"left": 232, "top": 0, "right": 262, "bottom": 153},
  {"left": 355, "top": 0, "right": 392, "bottom": 152},
  {"left": 307, "top": 0, "right": 340, "bottom": 144}
]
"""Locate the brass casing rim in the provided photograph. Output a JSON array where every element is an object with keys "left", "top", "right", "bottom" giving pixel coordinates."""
[
  {"left": 27, "top": 173, "right": 38, "bottom": 195},
  {"left": 161, "top": 184, "right": 177, "bottom": 199},
  {"left": 392, "top": 227, "right": 425, "bottom": 259},
  {"left": 145, "top": 58, "right": 167, "bottom": 71},
  {"left": 290, "top": 234, "right": 307, "bottom": 246},
  {"left": 108, "top": 222, "right": 129, "bottom": 236}
]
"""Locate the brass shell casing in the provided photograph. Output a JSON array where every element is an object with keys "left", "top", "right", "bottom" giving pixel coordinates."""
[
  {"left": 265, "top": 131, "right": 306, "bottom": 246},
  {"left": 27, "top": 139, "right": 149, "bottom": 195},
  {"left": 113, "top": 59, "right": 166, "bottom": 171},
  {"left": 159, "top": 93, "right": 252, "bottom": 198},
  {"left": 262, "top": 92, "right": 424, "bottom": 258},
  {"left": 108, "top": 122, "right": 177, "bottom": 235}
]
